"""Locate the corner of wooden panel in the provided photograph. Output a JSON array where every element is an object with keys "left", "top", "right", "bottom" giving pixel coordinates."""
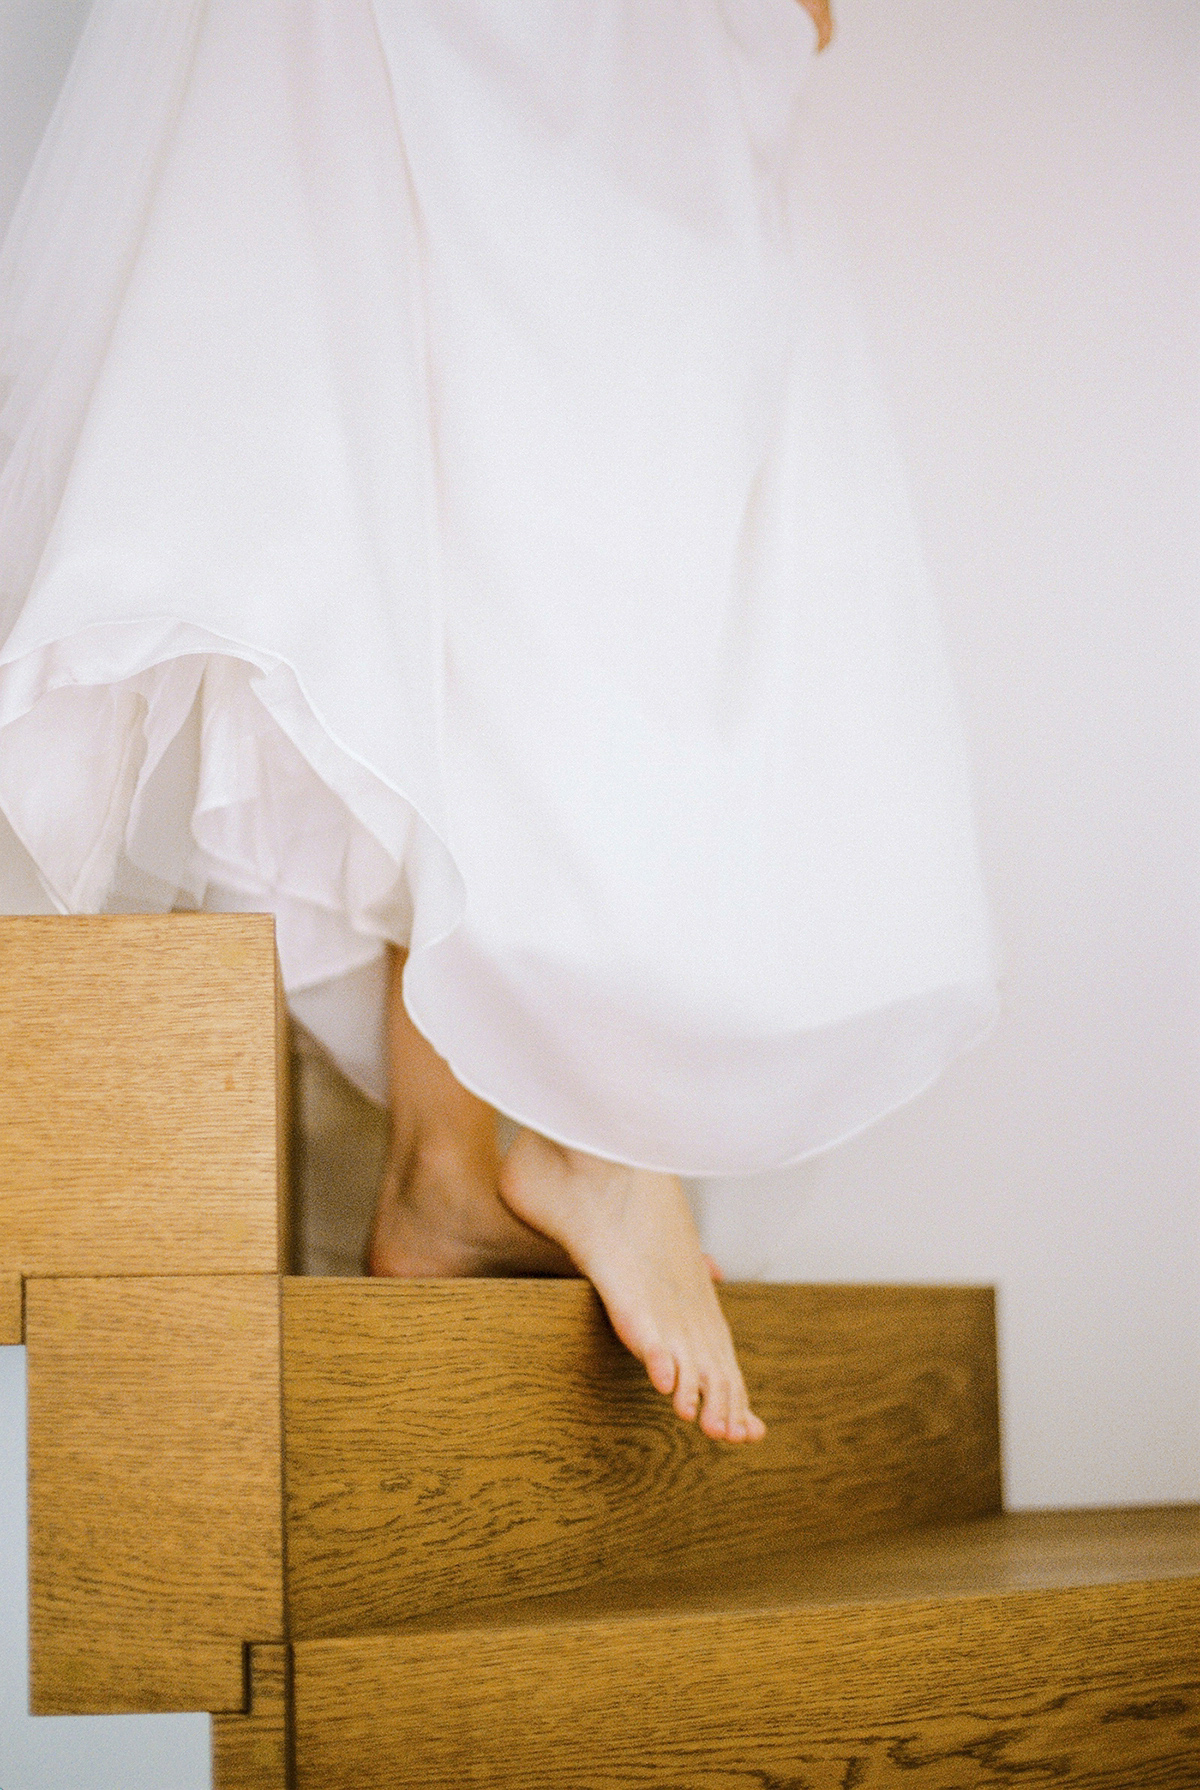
[{"left": 0, "top": 1271, "right": 24, "bottom": 1344}]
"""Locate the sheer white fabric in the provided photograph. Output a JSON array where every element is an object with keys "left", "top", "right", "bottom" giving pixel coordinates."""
[{"left": 0, "top": 0, "right": 999, "bottom": 1173}]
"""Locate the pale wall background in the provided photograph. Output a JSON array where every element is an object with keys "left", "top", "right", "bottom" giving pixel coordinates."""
[
  {"left": 1, "top": 3, "right": 1197, "bottom": 1786},
  {"left": 700, "top": 0, "right": 1200, "bottom": 1514}
]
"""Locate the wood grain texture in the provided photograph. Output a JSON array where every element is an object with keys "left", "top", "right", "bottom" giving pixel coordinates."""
[
  {"left": 282, "top": 1281, "right": 1001, "bottom": 1637},
  {"left": 399, "top": 1504, "right": 1200, "bottom": 1631},
  {"left": 0, "top": 1271, "right": 21, "bottom": 1343},
  {"left": 275, "top": 960, "right": 295, "bottom": 1277},
  {"left": 293, "top": 1533, "right": 1200, "bottom": 1789},
  {"left": 0, "top": 914, "right": 285, "bottom": 1276},
  {"left": 212, "top": 1644, "right": 292, "bottom": 1790},
  {"left": 26, "top": 1275, "right": 284, "bottom": 1713}
]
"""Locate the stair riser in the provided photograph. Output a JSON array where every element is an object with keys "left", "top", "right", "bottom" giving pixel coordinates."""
[{"left": 282, "top": 1280, "right": 1001, "bottom": 1636}]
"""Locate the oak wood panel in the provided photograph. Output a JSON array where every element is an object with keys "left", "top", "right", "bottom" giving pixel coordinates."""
[
  {"left": 0, "top": 1271, "right": 21, "bottom": 1343},
  {"left": 212, "top": 1644, "right": 292, "bottom": 1790},
  {"left": 283, "top": 1281, "right": 1000, "bottom": 1636},
  {"left": 294, "top": 1563, "right": 1200, "bottom": 1788},
  {"left": 0, "top": 914, "right": 285, "bottom": 1276},
  {"left": 397, "top": 1504, "right": 1200, "bottom": 1632},
  {"left": 275, "top": 959, "right": 295, "bottom": 1277},
  {"left": 26, "top": 1275, "right": 284, "bottom": 1713}
]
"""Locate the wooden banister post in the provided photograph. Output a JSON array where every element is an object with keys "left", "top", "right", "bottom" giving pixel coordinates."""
[{"left": 0, "top": 914, "right": 291, "bottom": 1785}]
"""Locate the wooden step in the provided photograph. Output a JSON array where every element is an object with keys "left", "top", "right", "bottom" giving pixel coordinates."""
[
  {"left": 291, "top": 1506, "right": 1200, "bottom": 1789},
  {"left": 282, "top": 1279, "right": 1001, "bottom": 1636}
]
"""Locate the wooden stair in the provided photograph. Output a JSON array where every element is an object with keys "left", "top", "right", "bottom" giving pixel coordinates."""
[
  {"left": 294, "top": 1511, "right": 1200, "bottom": 1790},
  {"left": 2, "top": 915, "right": 1198, "bottom": 1788}
]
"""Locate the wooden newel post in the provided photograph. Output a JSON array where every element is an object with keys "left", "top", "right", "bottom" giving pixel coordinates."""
[{"left": 0, "top": 915, "right": 292, "bottom": 1787}]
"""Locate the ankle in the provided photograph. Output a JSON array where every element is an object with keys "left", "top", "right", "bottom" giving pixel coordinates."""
[{"left": 388, "top": 1121, "right": 495, "bottom": 1190}]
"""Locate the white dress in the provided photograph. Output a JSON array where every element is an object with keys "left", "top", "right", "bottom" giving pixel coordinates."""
[{"left": 0, "top": 0, "right": 999, "bottom": 1175}]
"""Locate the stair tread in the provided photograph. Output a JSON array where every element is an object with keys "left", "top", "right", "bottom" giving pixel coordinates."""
[
  {"left": 301, "top": 1505, "right": 1200, "bottom": 1642},
  {"left": 291, "top": 1538, "right": 1200, "bottom": 1790}
]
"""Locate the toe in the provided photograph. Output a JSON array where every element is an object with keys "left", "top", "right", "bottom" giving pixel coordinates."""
[
  {"left": 697, "top": 1368, "right": 732, "bottom": 1441},
  {"left": 726, "top": 1369, "right": 766, "bottom": 1443},
  {"left": 672, "top": 1357, "right": 701, "bottom": 1423},
  {"left": 643, "top": 1344, "right": 678, "bottom": 1398}
]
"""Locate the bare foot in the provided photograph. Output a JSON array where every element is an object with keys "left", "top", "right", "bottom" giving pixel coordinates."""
[
  {"left": 368, "top": 1131, "right": 577, "bottom": 1278},
  {"left": 499, "top": 1132, "right": 766, "bottom": 1443},
  {"left": 370, "top": 945, "right": 746, "bottom": 1430}
]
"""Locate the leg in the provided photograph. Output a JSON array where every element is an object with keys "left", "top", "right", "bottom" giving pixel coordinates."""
[{"left": 367, "top": 947, "right": 575, "bottom": 1277}]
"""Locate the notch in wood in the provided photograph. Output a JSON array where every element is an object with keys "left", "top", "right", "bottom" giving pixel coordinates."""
[{"left": 213, "top": 1643, "right": 293, "bottom": 1790}]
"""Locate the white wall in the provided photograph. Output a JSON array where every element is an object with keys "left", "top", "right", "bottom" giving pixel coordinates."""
[
  {"left": 0, "top": 2, "right": 1197, "bottom": 1783},
  {"left": 700, "top": 0, "right": 1200, "bottom": 1511}
]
